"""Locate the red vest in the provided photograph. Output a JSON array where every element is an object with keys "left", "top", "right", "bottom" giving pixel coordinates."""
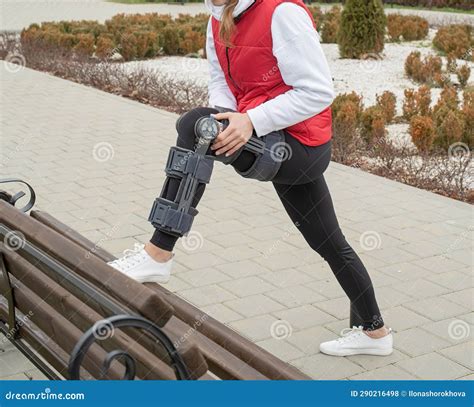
[{"left": 211, "top": 0, "right": 332, "bottom": 146}]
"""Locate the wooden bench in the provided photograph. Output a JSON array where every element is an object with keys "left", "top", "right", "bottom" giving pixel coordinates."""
[{"left": 0, "top": 179, "right": 310, "bottom": 380}]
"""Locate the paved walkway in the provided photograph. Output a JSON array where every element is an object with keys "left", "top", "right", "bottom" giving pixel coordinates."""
[
  {"left": 1, "top": 61, "right": 472, "bottom": 380},
  {"left": 1, "top": 0, "right": 473, "bottom": 31}
]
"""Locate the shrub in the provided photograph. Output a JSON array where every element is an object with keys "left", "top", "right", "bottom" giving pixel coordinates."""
[
  {"left": 461, "top": 88, "right": 473, "bottom": 147},
  {"left": 433, "top": 108, "right": 465, "bottom": 149},
  {"left": 332, "top": 100, "right": 362, "bottom": 164},
  {"left": 403, "top": 85, "right": 432, "bottom": 120},
  {"left": 331, "top": 91, "right": 364, "bottom": 121},
  {"left": 457, "top": 64, "right": 471, "bottom": 88},
  {"left": 361, "top": 105, "right": 386, "bottom": 144},
  {"left": 338, "top": 0, "right": 386, "bottom": 59},
  {"left": 404, "top": 51, "right": 443, "bottom": 86},
  {"left": 95, "top": 34, "right": 115, "bottom": 59},
  {"left": 387, "top": 14, "right": 428, "bottom": 42},
  {"left": 321, "top": 6, "right": 341, "bottom": 44},
  {"left": 73, "top": 33, "right": 94, "bottom": 56},
  {"left": 20, "top": 12, "right": 208, "bottom": 62},
  {"left": 308, "top": 5, "right": 324, "bottom": 28},
  {"left": 410, "top": 115, "right": 435, "bottom": 153},
  {"left": 376, "top": 91, "right": 396, "bottom": 123},
  {"left": 433, "top": 24, "right": 473, "bottom": 60}
]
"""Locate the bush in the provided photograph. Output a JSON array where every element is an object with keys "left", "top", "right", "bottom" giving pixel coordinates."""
[
  {"left": 462, "top": 88, "right": 474, "bottom": 146},
  {"left": 403, "top": 85, "right": 432, "bottom": 120},
  {"left": 321, "top": 6, "right": 341, "bottom": 44},
  {"left": 404, "top": 51, "right": 443, "bottom": 86},
  {"left": 410, "top": 115, "right": 435, "bottom": 153},
  {"left": 387, "top": 14, "right": 428, "bottom": 42},
  {"left": 331, "top": 91, "right": 365, "bottom": 163},
  {"left": 338, "top": 0, "right": 386, "bottom": 58},
  {"left": 376, "top": 91, "right": 397, "bottom": 123},
  {"left": 20, "top": 12, "right": 208, "bottom": 61},
  {"left": 308, "top": 5, "right": 324, "bottom": 28},
  {"left": 434, "top": 108, "right": 465, "bottom": 149},
  {"left": 361, "top": 105, "right": 386, "bottom": 144},
  {"left": 457, "top": 64, "right": 471, "bottom": 88},
  {"left": 433, "top": 25, "right": 473, "bottom": 61}
]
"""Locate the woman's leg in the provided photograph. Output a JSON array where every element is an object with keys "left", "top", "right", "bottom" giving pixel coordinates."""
[
  {"left": 149, "top": 107, "right": 257, "bottom": 254},
  {"left": 273, "top": 177, "right": 384, "bottom": 331}
]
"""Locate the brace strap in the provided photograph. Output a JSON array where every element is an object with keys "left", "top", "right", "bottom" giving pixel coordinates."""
[
  {"left": 148, "top": 198, "right": 198, "bottom": 236},
  {"left": 166, "top": 147, "right": 214, "bottom": 184}
]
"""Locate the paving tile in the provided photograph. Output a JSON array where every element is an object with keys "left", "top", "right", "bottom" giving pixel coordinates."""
[
  {"left": 382, "top": 306, "right": 430, "bottom": 332},
  {"left": 177, "top": 285, "right": 236, "bottom": 307},
  {"left": 178, "top": 268, "right": 231, "bottom": 288},
  {"left": 228, "top": 315, "right": 280, "bottom": 342},
  {"left": 421, "top": 316, "right": 473, "bottom": 345},
  {"left": 394, "top": 327, "right": 451, "bottom": 357},
  {"left": 273, "top": 305, "right": 335, "bottom": 330},
  {"left": 439, "top": 341, "right": 474, "bottom": 371},
  {"left": 260, "top": 269, "right": 314, "bottom": 288},
  {"left": 200, "top": 303, "right": 243, "bottom": 324},
  {"left": 266, "top": 285, "right": 326, "bottom": 307},
  {"left": 404, "top": 297, "right": 468, "bottom": 321},
  {"left": 292, "top": 353, "right": 364, "bottom": 380},
  {"left": 224, "top": 295, "right": 285, "bottom": 318},
  {"left": 219, "top": 276, "right": 275, "bottom": 297},
  {"left": 348, "top": 349, "right": 409, "bottom": 371},
  {"left": 287, "top": 326, "right": 340, "bottom": 355},
  {"left": 313, "top": 297, "right": 350, "bottom": 320},
  {"left": 350, "top": 365, "right": 417, "bottom": 380},
  {"left": 395, "top": 353, "right": 470, "bottom": 380},
  {"left": 256, "top": 338, "right": 305, "bottom": 362}
]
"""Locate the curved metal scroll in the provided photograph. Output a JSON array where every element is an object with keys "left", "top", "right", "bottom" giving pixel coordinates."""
[
  {"left": 0, "top": 178, "right": 36, "bottom": 213},
  {"left": 68, "top": 314, "right": 191, "bottom": 380}
]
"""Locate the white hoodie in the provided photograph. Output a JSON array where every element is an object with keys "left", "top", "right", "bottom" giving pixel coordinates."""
[{"left": 205, "top": 0, "right": 335, "bottom": 137}]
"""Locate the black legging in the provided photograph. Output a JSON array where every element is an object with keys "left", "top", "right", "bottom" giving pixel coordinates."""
[{"left": 151, "top": 107, "right": 384, "bottom": 331}]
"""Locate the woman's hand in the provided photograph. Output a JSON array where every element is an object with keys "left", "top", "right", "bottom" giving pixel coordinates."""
[{"left": 210, "top": 112, "right": 254, "bottom": 157}]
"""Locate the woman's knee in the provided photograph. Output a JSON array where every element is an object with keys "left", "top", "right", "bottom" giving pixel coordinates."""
[{"left": 175, "top": 107, "right": 218, "bottom": 149}]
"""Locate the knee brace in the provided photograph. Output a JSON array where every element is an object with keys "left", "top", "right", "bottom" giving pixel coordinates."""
[
  {"left": 148, "top": 114, "right": 284, "bottom": 237},
  {"left": 148, "top": 124, "right": 215, "bottom": 237}
]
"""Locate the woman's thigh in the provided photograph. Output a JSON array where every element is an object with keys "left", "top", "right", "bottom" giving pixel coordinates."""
[{"left": 272, "top": 134, "right": 332, "bottom": 185}]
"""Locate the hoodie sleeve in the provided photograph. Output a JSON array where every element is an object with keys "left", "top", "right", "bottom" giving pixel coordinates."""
[
  {"left": 246, "top": 3, "right": 335, "bottom": 137},
  {"left": 206, "top": 18, "right": 238, "bottom": 111}
]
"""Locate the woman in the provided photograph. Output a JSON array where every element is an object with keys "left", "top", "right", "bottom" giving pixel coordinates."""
[{"left": 109, "top": 0, "right": 393, "bottom": 357}]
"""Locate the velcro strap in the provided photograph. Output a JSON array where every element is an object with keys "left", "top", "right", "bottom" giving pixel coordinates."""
[
  {"left": 148, "top": 198, "right": 198, "bottom": 236},
  {"left": 165, "top": 147, "right": 193, "bottom": 177},
  {"left": 183, "top": 154, "right": 214, "bottom": 184}
]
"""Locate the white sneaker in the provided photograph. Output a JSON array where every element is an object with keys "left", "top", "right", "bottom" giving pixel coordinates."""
[
  {"left": 319, "top": 326, "right": 393, "bottom": 357},
  {"left": 107, "top": 243, "right": 174, "bottom": 284}
]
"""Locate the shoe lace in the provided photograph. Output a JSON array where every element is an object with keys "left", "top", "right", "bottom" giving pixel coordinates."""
[
  {"left": 337, "top": 326, "right": 364, "bottom": 343},
  {"left": 109, "top": 243, "right": 145, "bottom": 270}
]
